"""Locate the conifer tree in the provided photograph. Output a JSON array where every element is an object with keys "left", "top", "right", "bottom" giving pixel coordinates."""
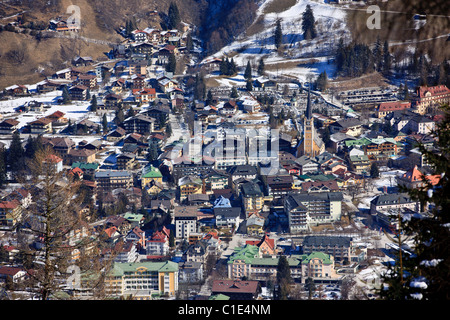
[
  {"left": 379, "top": 104, "right": 450, "bottom": 300},
  {"left": 167, "top": 2, "right": 181, "bottom": 30},
  {"left": 244, "top": 61, "right": 252, "bottom": 80},
  {"left": 165, "top": 52, "right": 177, "bottom": 73},
  {"left": 0, "top": 145, "right": 6, "bottom": 187},
  {"left": 370, "top": 162, "right": 379, "bottom": 178},
  {"left": 382, "top": 40, "right": 391, "bottom": 76},
  {"left": 90, "top": 95, "right": 97, "bottom": 112},
  {"left": 7, "top": 130, "right": 24, "bottom": 177},
  {"left": 230, "top": 87, "right": 239, "bottom": 99},
  {"left": 258, "top": 58, "right": 265, "bottom": 76},
  {"left": 62, "top": 86, "right": 71, "bottom": 104},
  {"left": 276, "top": 255, "right": 292, "bottom": 300},
  {"left": 246, "top": 78, "right": 253, "bottom": 92},
  {"left": 302, "top": 4, "right": 317, "bottom": 40},
  {"left": 102, "top": 114, "right": 108, "bottom": 133},
  {"left": 274, "top": 19, "right": 283, "bottom": 50}
]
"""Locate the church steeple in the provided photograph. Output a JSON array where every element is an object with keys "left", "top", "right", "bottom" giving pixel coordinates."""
[{"left": 305, "top": 86, "right": 312, "bottom": 120}]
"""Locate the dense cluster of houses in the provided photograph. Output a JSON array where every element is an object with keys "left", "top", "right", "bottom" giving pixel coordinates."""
[{"left": 0, "top": 10, "right": 448, "bottom": 299}]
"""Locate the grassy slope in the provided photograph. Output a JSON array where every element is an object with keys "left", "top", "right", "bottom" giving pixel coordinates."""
[{"left": 0, "top": 0, "right": 203, "bottom": 90}]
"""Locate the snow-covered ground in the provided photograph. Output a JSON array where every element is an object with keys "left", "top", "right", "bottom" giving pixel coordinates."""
[{"left": 207, "top": 0, "right": 351, "bottom": 84}]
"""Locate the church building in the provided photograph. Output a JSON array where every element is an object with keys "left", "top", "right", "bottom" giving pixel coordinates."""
[{"left": 297, "top": 88, "right": 325, "bottom": 157}]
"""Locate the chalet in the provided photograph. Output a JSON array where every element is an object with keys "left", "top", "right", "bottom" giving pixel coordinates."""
[
  {"left": 130, "top": 74, "right": 146, "bottom": 90},
  {"left": 69, "top": 85, "right": 89, "bottom": 101},
  {"left": 154, "top": 45, "right": 178, "bottom": 65},
  {"left": 17, "top": 100, "right": 45, "bottom": 113},
  {"left": 349, "top": 155, "right": 370, "bottom": 174},
  {"left": 76, "top": 73, "right": 97, "bottom": 89},
  {"left": 68, "top": 148, "right": 97, "bottom": 164},
  {"left": 36, "top": 79, "right": 68, "bottom": 94},
  {"left": 146, "top": 230, "right": 170, "bottom": 256},
  {"left": 131, "top": 29, "right": 148, "bottom": 42},
  {"left": 29, "top": 117, "right": 52, "bottom": 134},
  {"left": 134, "top": 88, "right": 156, "bottom": 103},
  {"left": 50, "top": 19, "right": 80, "bottom": 32},
  {"left": 52, "top": 67, "right": 82, "bottom": 80},
  {"left": 73, "top": 56, "right": 94, "bottom": 67},
  {"left": 110, "top": 78, "right": 127, "bottom": 94},
  {"left": 141, "top": 165, "right": 163, "bottom": 188},
  {"left": 42, "top": 137, "right": 75, "bottom": 161},
  {"left": 116, "top": 153, "right": 137, "bottom": 170},
  {"left": 76, "top": 119, "right": 101, "bottom": 134},
  {"left": 106, "top": 127, "right": 126, "bottom": 142},
  {"left": 4, "top": 188, "right": 32, "bottom": 209},
  {"left": 43, "top": 154, "right": 63, "bottom": 173},
  {"left": 178, "top": 175, "right": 204, "bottom": 201},
  {"left": 71, "top": 162, "right": 99, "bottom": 178},
  {"left": 240, "top": 180, "right": 264, "bottom": 217},
  {"left": 245, "top": 234, "right": 277, "bottom": 256},
  {"left": 0, "top": 267, "right": 28, "bottom": 283},
  {"left": 201, "top": 57, "right": 222, "bottom": 72},
  {"left": 0, "top": 119, "right": 20, "bottom": 135},
  {"left": 0, "top": 200, "right": 22, "bottom": 229},
  {"left": 46, "top": 111, "right": 68, "bottom": 125},
  {"left": 301, "top": 180, "right": 340, "bottom": 193},
  {"left": 103, "top": 93, "right": 123, "bottom": 110},
  {"left": 184, "top": 241, "right": 209, "bottom": 267},
  {"left": 4, "top": 84, "right": 29, "bottom": 97},
  {"left": 128, "top": 60, "right": 148, "bottom": 76},
  {"left": 157, "top": 77, "right": 178, "bottom": 93},
  {"left": 143, "top": 27, "right": 161, "bottom": 44},
  {"left": 263, "top": 175, "right": 294, "bottom": 197},
  {"left": 123, "top": 114, "right": 155, "bottom": 135},
  {"left": 220, "top": 100, "right": 238, "bottom": 116},
  {"left": 130, "top": 42, "right": 154, "bottom": 56}
]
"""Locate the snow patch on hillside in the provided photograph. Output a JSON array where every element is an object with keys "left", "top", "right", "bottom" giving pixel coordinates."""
[{"left": 208, "top": 0, "right": 351, "bottom": 83}]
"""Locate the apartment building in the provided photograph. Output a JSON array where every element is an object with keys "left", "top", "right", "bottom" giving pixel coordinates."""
[
  {"left": 285, "top": 192, "right": 343, "bottom": 233},
  {"left": 104, "top": 261, "right": 179, "bottom": 299},
  {"left": 302, "top": 236, "right": 365, "bottom": 264},
  {"left": 95, "top": 170, "right": 133, "bottom": 192}
]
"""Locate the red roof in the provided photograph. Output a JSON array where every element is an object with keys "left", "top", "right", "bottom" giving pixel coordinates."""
[
  {"left": 211, "top": 280, "right": 259, "bottom": 294},
  {"left": 417, "top": 85, "right": 450, "bottom": 98},
  {"left": 0, "top": 266, "right": 26, "bottom": 277},
  {"left": 0, "top": 200, "right": 20, "bottom": 209},
  {"left": 401, "top": 165, "right": 440, "bottom": 185},
  {"left": 378, "top": 101, "right": 411, "bottom": 112},
  {"left": 45, "top": 154, "right": 63, "bottom": 163}
]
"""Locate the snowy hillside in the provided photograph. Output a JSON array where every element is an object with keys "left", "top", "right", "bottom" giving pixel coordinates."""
[{"left": 208, "top": 0, "right": 352, "bottom": 84}]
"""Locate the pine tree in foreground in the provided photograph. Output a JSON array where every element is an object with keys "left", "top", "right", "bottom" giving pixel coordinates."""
[{"left": 378, "top": 104, "right": 450, "bottom": 300}]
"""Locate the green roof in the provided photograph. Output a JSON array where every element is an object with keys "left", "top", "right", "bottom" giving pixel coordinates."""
[
  {"left": 344, "top": 138, "right": 371, "bottom": 147},
  {"left": 124, "top": 212, "right": 144, "bottom": 222},
  {"left": 209, "top": 294, "right": 230, "bottom": 300},
  {"left": 227, "top": 244, "right": 259, "bottom": 264},
  {"left": 300, "top": 252, "right": 333, "bottom": 265},
  {"left": 72, "top": 162, "right": 99, "bottom": 170},
  {"left": 110, "top": 261, "right": 179, "bottom": 276},
  {"left": 251, "top": 256, "right": 302, "bottom": 267},
  {"left": 141, "top": 165, "right": 162, "bottom": 178}
]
